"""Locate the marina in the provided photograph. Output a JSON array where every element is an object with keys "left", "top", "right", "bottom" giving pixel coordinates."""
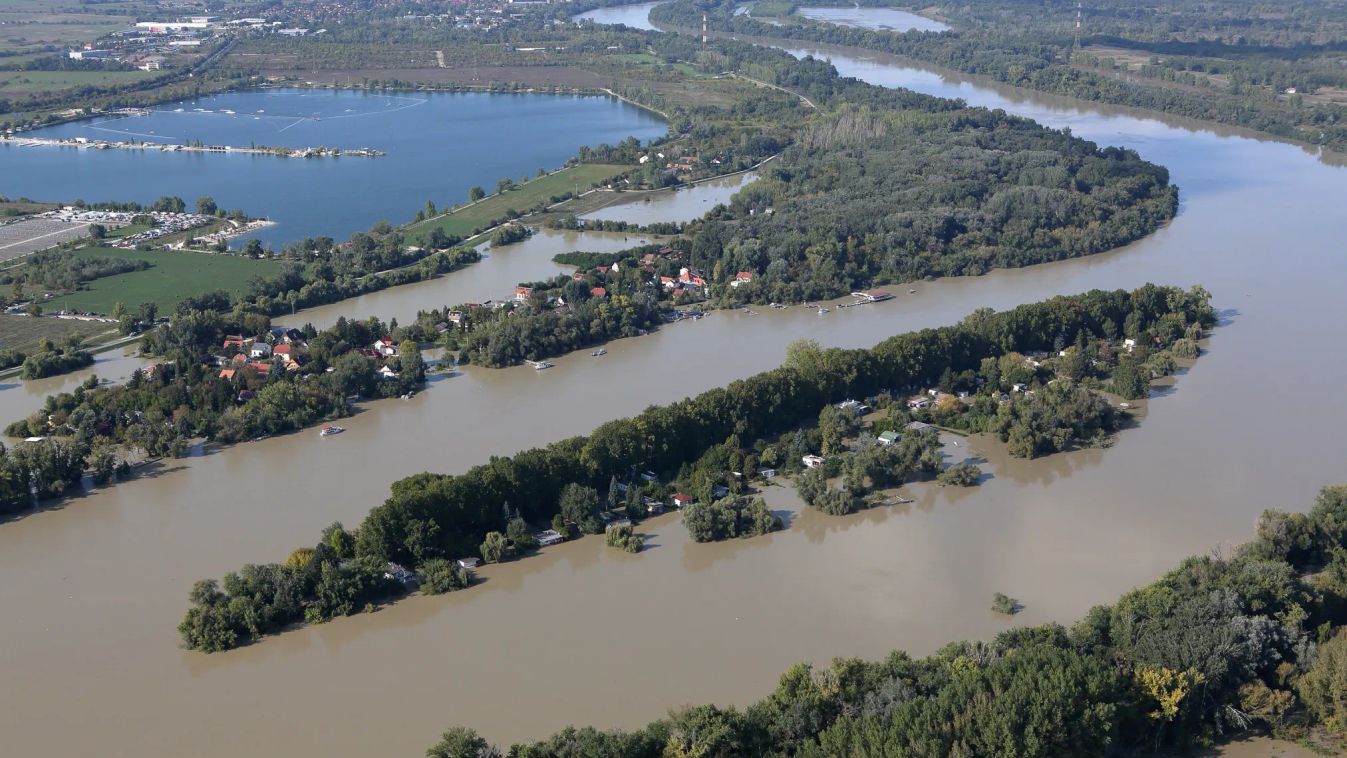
[{"left": 2, "top": 134, "right": 384, "bottom": 158}]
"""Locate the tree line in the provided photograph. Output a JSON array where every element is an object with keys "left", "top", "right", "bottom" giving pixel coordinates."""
[{"left": 432, "top": 482, "right": 1347, "bottom": 756}]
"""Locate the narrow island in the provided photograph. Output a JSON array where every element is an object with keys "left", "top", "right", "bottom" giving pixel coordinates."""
[{"left": 176, "top": 284, "right": 1213, "bottom": 652}]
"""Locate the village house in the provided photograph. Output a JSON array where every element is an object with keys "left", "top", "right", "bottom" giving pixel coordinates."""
[
  {"left": 802, "top": 454, "right": 825, "bottom": 469},
  {"left": 270, "top": 327, "right": 305, "bottom": 344},
  {"left": 678, "top": 267, "right": 706, "bottom": 288},
  {"left": 515, "top": 286, "right": 533, "bottom": 302},
  {"left": 222, "top": 334, "right": 253, "bottom": 351},
  {"left": 671, "top": 493, "right": 694, "bottom": 508},
  {"left": 590, "top": 286, "right": 607, "bottom": 299},
  {"left": 877, "top": 430, "right": 900, "bottom": 446},
  {"left": 907, "top": 396, "right": 932, "bottom": 410},
  {"left": 372, "top": 337, "right": 398, "bottom": 358},
  {"left": 248, "top": 342, "right": 273, "bottom": 360},
  {"left": 757, "top": 467, "right": 777, "bottom": 479},
  {"left": 731, "top": 271, "right": 754, "bottom": 288},
  {"left": 378, "top": 365, "right": 400, "bottom": 379},
  {"left": 456, "top": 557, "right": 481, "bottom": 570}
]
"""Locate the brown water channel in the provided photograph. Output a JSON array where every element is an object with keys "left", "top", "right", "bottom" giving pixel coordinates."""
[{"left": 4, "top": 10, "right": 1347, "bottom": 756}]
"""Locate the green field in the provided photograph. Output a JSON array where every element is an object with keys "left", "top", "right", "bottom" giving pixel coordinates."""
[
  {"left": 405, "top": 163, "right": 630, "bottom": 244},
  {"left": 0, "top": 70, "right": 158, "bottom": 97},
  {"left": 41, "top": 247, "right": 285, "bottom": 315},
  {"left": 0, "top": 199, "right": 57, "bottom": 218}
]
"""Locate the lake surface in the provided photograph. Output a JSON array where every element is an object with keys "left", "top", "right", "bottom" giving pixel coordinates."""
[
  {"left": 578, "top": 170, "right": 758, "bottom": 224},
  {"left": 5, "top": 9, "right": 1347, "bottom": 757},
  {"left": 0, "top": 89, "right": 666, "bottom": 246}
]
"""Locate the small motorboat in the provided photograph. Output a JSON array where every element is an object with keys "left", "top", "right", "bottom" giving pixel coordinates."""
[
  {"left": 908, "top": 288, "right": 917, "bottom": 294},
  {"left": 591, "top": 349, "right": 607, "bottom": 357},
  {"left": 320, "top": 425, "right": 345, "bottom": 437},
  {"left": 818, "top": 307, "right": 830, "bottom": 314}
]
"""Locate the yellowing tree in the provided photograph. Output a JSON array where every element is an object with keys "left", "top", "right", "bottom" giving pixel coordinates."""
[{"left": 1138, "top": 665, "right": 1205, "bottom": 722}]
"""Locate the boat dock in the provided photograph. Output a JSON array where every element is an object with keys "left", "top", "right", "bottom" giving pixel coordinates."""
[{"left": 2, "top": 134, "right": 384, "bottom": 159}]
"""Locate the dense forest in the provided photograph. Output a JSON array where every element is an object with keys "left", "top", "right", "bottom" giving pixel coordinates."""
[
  {"left": 179, "top": 284, "right": 1213, "bottom": 651},
  {"left": 429, "top": 486, "right": 1347, "bottom": 756},
  {"left": 696, "top": 104, "right": 1177, "bottom": 301},
  {"left": 652, "top": 0, "right": 1347, "bottom": 153}
]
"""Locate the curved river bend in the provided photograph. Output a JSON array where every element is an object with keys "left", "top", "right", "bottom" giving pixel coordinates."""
[{"left": 3, "top": 7, "right": 1347, "bottom": 756}]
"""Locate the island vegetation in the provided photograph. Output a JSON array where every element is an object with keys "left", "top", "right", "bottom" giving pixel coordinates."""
[
  {"left": 429, "top": 483, "right": 1347, "bottom": 757},
  {"left": 176, "top": 284, "right": 1212, "bottom": 651}
]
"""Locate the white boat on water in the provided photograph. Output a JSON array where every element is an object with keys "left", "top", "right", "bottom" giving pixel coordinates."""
[
  {"left": 525, "top": 360, "right": 554, "bottom": 370},
  {"left": 591, "top": 349, "right": 606, "bottom": 357},
  {"left": 320, "top": 425, "right": 345, "bottom": 437},
  {"left": 818, "top": 307, "right": 830, "bottom": 314}
]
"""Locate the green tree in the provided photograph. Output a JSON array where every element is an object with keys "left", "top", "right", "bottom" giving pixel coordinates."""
[
  {"left": 427, "top": 727, "right": 499, "bottom": 758},
  {"left": 1298, "top": 630, "right": 1347, "bottom": 736},
  {"left": 506, "top": 517, "right": 535, "bottom": 551},
  {"left": 480, "top": 531, "right": 507, "bottom": 563},
  {"left": 559, "top": 483, "right": 602, "bottom": 534},
  {"left": 468, "top": 186, "right": 485, "bottom": 203},
  {"left": 418, "top": 558, "right": 471, "bottom": 594}
]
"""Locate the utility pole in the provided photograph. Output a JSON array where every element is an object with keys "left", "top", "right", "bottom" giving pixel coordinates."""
[
  {"left": 1073, "top": 2, "right": 1082, "bottom": 60},
  {"left": 702, "top": 13, "right": 708, "bottom": 53}
]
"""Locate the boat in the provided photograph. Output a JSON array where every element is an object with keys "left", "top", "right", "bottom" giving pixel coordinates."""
[
  {"left": 591, "top": 349, "right": 607, "bottom": 356},
  {"left": 908, "top": 288, "right": 917, "bottom": 294},
  {"left": 320, "top": 425, "right": 345, "bottom": 437},
  {"left": 524, "top": 360, "right": 554, "bottom": 370},
  {"left": 818, "top": 307, "right": 830, "bottom": 314}
]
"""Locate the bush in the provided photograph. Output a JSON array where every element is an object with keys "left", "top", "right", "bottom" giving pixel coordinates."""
[
  {"left": 683, "top": 496, "right": 781, "bottom": 542},
  {"left": 1298, "top": 630, "right": 1347, "bottom": 736},
  {"left": 605, "top": 523, "right": 643, "bottom": 553},
  {"left": 938, "top": 463, "right": 982, "bottom": 486},
  {"left": 992, "top": 592, "right": 1020, "bottom": 614},
  {"left": 418, "top": 558, "right": 471, "bottom": 594}
]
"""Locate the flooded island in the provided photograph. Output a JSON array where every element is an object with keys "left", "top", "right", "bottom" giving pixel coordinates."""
[{"left": 2, "top": 1, "right": 1347, "bottom": 757}]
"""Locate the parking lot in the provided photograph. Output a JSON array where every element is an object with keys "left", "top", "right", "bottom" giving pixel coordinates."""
[{"left": 0, "top": 217, "right": 94, "bottom": 262}]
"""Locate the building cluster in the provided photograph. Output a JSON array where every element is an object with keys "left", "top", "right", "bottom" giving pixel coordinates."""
[{"left": 213, "top": 330, "right": 411, "bottom": 385}]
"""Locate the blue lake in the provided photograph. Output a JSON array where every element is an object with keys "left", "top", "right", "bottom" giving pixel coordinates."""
[{"left": 0, "top": 88, "right": 667, "bottom": 246}]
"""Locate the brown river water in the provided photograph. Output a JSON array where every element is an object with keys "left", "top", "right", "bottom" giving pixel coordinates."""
[{"left": 3, "top": 10, "right": 1347, "bottom": 756}]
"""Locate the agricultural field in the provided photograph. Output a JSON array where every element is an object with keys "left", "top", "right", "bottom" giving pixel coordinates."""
[
  {"left": 0, "top": 0, "right": 140, "bottom": 57},
  {"left": 406, "top": 163, "right": 630, "bottom": 243},
  {"left": 0, "top": 313, "right": 117, "bottom": 354},
  {"left": 39, "top": 246, "right": 285, "bottom": 315},
  {"left": 0, "top": 198, "right": 58, "bottom": 218},
  {"left": 0, "top": 69, "right": 157, "bottom": 97}
]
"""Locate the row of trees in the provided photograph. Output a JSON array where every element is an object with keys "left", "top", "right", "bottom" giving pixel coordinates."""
[
  {"left": 180, "top": 284, "right": 1214, "bottom": 651},
  {"left": 432, "top": 484, "right": 1347, "bottom": 757}
]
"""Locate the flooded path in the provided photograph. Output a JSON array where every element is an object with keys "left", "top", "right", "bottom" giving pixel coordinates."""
[{"left": 4, "top": 8, "right": 1347, "bottom": 756}]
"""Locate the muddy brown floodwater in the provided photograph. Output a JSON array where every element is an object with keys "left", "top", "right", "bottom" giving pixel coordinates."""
[{"left": 4, "top": 10, "right": 1347, "bottom": 757}]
